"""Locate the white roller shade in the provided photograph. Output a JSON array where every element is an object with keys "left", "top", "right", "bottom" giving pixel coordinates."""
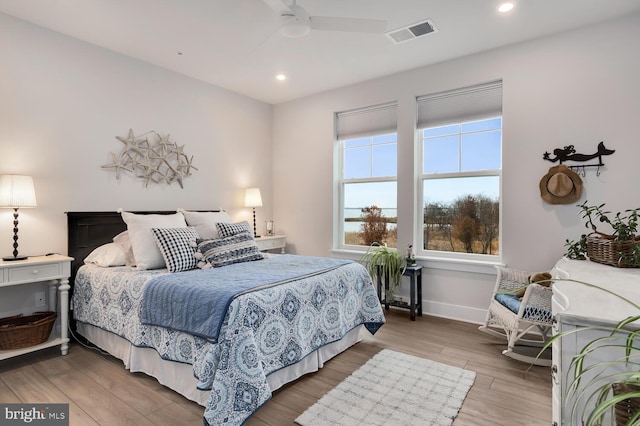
[
  {"left": 336, "top": 102, "right": 397, "bottom": 140},
  {"left": 416, "top": 81, "right": 503, "bottom": 129}
]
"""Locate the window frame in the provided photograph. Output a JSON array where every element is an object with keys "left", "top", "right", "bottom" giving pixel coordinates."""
[
  {"left": 416, "top": 116, "right": 502, "bottom": 261},
  {"left": 337, "top": 133, "right": 398, "bottom": 250}
]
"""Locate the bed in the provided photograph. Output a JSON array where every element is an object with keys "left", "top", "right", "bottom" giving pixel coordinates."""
[{"left": 66, "top": 211, "right": 385, "bottom": 425}]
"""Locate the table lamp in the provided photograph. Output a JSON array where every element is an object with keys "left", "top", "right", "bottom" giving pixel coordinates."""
[
  {"left": 244, "top": 187, "right": 262, "bottom": 238},
  {"left": 0, "top": 175, "right": 37, "bottom": 261}
]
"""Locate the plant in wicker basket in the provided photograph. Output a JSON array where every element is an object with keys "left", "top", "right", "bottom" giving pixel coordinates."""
[{"left": 566, "top": 201, "right": 640, "bottom": 267}]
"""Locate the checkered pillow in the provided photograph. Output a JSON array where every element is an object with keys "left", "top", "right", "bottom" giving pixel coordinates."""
[
  {"left": 216, "top": 221, "right": 252, "bottom": 238},
  {"left": 195, "top": 231, "right": 263, "bottom": 269},
  {"left": 151, "top": 227, "right": 199, "bottom": 272}
]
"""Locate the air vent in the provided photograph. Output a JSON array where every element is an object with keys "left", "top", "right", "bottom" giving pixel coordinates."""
[{"left": 386, "top": 19, "right": 437, "bottom": 44}]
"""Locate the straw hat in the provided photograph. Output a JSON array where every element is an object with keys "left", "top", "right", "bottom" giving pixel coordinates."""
[{"left": 539, "top": 165, "right": 583, "bottom": 204}]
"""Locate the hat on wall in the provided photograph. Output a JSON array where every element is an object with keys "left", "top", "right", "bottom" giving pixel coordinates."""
[{"left": 539, "top": 164, "right": 583, "bottom": 205}]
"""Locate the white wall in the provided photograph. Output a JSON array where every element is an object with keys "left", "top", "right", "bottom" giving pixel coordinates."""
[
  {"left": 2, "top": 10, "right": 639, "bottom": 324},
  {"left": 0, "top": 13, "right": 273, "bottom": 260},
  {"left": 273, "top": 12, "right": 640, "bottom": 323}
]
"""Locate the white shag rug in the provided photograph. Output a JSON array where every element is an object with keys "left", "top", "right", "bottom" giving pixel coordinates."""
[{"left": 295, "top": 349, "right": 476, "bottom": 426}]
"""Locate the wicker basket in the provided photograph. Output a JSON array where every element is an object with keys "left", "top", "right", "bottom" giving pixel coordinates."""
[
  {"left": 0, "top": 311, "right": 57, "bottom": 350},
  {"left": 613, "top": 382, "right": 640, "bottom": 426},
  {"left": 587, "top": 234, "right": 640, "bottom": 268}
]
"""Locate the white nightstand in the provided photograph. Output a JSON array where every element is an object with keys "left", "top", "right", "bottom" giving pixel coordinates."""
[
  {"left": 254, "top": 235, "right": 286, "bottom": 253},
  {"left": 0, "top": 254, "right": 73, "bottom": 360}
]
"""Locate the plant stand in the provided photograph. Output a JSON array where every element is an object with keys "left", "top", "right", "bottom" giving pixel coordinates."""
[{"left": 377, "top": 265, "right": 423, "bottom": 320}]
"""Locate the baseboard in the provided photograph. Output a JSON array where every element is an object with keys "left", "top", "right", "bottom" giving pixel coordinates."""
[{"left": 421, "top": 300, "right": 487, "bottom": 325}]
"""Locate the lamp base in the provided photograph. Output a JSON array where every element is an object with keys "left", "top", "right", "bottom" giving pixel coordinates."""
[{"left": 2, "top": 255, "right": 27, "bottom": 261}]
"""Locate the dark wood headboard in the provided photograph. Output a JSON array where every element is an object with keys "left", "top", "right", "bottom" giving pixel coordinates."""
[
  {"left": 66, "top": 210, "right": 225, "bottom": 286},
  {"left": 66, "top": 211, "right": 182, "bottom": 286}
]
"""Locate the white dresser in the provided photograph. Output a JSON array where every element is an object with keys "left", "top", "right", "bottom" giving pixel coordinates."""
[{"left": 551, "top": 257, "right": 640, "bottom": 425}]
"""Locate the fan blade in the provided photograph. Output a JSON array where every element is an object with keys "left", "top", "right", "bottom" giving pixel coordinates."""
[
  {"left": 261, "top": 0, "right": 292, "bottom": 15},
  {"left": 310, "top": 16, "right": 387, "bottom": 33}
]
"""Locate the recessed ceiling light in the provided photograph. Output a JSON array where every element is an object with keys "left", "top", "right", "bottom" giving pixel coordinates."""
[
  {"left": 498, "top": 2, "right": 514, "bottom": 13},
  {"left": 276, "top": 74, "right": 287, "bottom": 81}
]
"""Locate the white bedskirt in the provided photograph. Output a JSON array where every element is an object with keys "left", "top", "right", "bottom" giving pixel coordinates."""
[{"left": 77, "top": 323, "right": 364, "bottom": 407}]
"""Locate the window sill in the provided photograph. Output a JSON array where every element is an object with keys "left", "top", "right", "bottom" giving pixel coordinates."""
[{"left": 331, "top": 248, "right": 502, "bottom": 275}]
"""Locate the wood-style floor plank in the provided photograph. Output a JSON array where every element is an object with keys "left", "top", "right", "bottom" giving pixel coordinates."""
[{"left": 0, "top": 310, "right": 551, "bottom": 425}]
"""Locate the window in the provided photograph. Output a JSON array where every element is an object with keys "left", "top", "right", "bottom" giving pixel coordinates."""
[
  {"left": 417, "top": 81, "right": 502, "bottom": 258},
  {"left": 336, "top": 103, "right": 397, "bottom": 248}
]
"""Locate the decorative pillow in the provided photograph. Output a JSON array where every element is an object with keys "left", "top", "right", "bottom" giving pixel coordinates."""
[
  {"left": 178, "top": 209, "right": 232, "bottom": 239},
  {"left": 120, "top": 211, "right": 187, "bottom": 270},
  {"left": 152, "top": 227, "right": 199, "bottom": 273},
  {"left": 84, "top": 243, "right": 126, "bottom": 267},
  {"left": 113, "top": 231, "right": 136, "bottom": 267},
  {"left": 195, "top": 231, "right": 263, "bottom": 269},
  {"left": 216, "top": 221, "right": 252, "bottom": 238}
]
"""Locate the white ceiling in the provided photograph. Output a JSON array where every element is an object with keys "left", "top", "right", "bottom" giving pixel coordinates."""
[{"left": 2, "top": 0, "right": 640, "bottom": 105}]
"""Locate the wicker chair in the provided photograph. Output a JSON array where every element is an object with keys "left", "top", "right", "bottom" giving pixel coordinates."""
[{"left": 478, "top": 266, "right": 553, "bottom": 366}]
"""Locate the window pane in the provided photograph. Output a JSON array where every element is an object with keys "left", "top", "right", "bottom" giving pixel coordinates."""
[
  {"left": 423, "top": 124, "right": 459, "bottom": 138},
  {"left": 372, "top": 133, "right": 396, "bottom": 144},
  {"left": 423, "top": 135, "right": 459, "bottom": 174},
  {"left": 461, "top": 130, "right": 501, "bottom": 171},
  {"left": 372, "top": 144, "right": 397, "bottom": 177},
  {"left": 423, "top": 176, "right": 499, "bottom": 255},
  {"left": 344, "top": 137, "right": 370, "bottom": 148},
  {"left": 461, "top": 117, "right": 502, "bottom": 133},
  {"left": 344, "top": 181, "right": 397, "bottom": 248},
  {"left": 344, "top": 146, "right": 370, "bottom": 178}
]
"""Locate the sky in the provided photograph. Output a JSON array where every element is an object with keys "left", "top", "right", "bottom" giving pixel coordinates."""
[{"left": 343, "top": 118, "right": 501, "bottom": 209}]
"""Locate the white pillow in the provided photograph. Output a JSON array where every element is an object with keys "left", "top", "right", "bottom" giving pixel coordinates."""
[
  {"left": 178, "top": 209, "right": 232, "bottom": 239},
  {"left": 113, "top": 231, "right": 136, "bottom": 267},
  {"left": 84, "top": 243, "right": 126, "bottom": 267},
  {"left": 121, "top": 211, "right": 187, "bottom": 270}
]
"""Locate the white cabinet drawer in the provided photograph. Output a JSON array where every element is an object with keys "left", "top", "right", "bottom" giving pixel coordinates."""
[
  {"left": 254, "top": 236, "right": 286, "bottom": 252},
  {"left": 258, "top": 238, "right": 281, "bottom": 250},
  {"left": 8, "top": 263, "right": 61, "bottom": 283}
]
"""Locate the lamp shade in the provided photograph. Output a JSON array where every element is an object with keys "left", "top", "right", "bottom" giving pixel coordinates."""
[
  {"left": 244, "top": 188, "right": 263, "bottom": 208},
  {"left": 0, "top": 175, "right": 37, "bottom": 208}
]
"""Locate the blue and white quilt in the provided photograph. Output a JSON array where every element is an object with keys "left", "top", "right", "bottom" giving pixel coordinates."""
[{"left": 73, "top": 255, "right": 385, "bottom": 425}]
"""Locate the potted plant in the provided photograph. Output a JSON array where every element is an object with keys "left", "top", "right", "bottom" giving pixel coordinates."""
[
  {"left": 551, "top": 202, "right": 640, "bottom": 424},
  {"left": 565, "top": 201, "right": 640, "bottom": 267},
  {"left": 360, "top": 243, "right": 406, "bottom": 302},
  {"left": 542, "top": 282, "right": 640, "bottom": 426}
]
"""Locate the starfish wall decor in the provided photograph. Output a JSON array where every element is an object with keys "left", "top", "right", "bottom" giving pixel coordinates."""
[{"left": 102, "top": 129, "right": 197, "bottom": 188}]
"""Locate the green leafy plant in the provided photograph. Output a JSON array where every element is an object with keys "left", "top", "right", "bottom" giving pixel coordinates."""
[
  {"left": 565, "top": 202, "right": 640, "bottom": 267},
  {"left": 359, "top": 243, "right": 406, "bottom": 301},
  {"left": 539, "top": 278, "right": 640, "bottom": 425},
  {"left": 565, "top": 234, "right": 588, "bottom": 260},
  {"left": 579, "top": 201, "right": 640, "bottom": 241}
]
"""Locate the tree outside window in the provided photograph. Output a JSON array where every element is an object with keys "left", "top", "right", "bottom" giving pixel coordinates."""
[
  {"left": 341, "top": 134, "right": 397, "bottom": 248},
  {"left": 421, "top": 117, "right": 501, "bottom": 256}
]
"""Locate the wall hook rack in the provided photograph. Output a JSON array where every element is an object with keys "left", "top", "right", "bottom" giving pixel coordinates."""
[{"left": 542, "top": 141, "right": 614, "bottom": 176}]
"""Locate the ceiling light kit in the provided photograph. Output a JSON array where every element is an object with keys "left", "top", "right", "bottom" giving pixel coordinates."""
[
  {"left": 498, "top": 2, "right": 515, "bottom": 13},
  {"left": 276, "top": 74, "right": 287, "bottom": 81},
  {"left": 262, "top": 0, "right": 387, "bottom": 38}
]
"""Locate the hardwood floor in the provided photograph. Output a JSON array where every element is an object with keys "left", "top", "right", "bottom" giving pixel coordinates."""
[{"left": 0, "top": 310, "right": 551, "bottom": 425}]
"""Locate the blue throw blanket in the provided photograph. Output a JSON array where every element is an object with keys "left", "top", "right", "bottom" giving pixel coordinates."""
[{"left": 140, "top": 255, "right": 351, "bottom": 342}]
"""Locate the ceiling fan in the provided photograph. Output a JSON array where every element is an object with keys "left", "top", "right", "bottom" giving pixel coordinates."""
[{"left": 261, "top": 0, "right": 387, "bottom": 38}]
